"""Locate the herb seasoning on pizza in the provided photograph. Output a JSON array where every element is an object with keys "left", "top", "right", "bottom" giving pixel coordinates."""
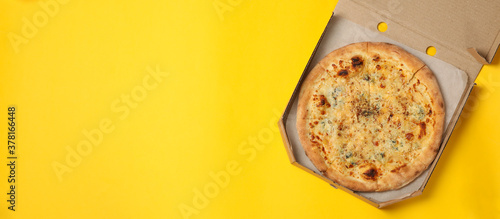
[{"left": 296, "top": 42, "right": 445, "bottom": 191}]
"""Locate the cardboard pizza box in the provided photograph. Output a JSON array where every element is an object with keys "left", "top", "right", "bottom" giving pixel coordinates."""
[{"left": 278, "top": 0, "right": 500, "bottom": 208}]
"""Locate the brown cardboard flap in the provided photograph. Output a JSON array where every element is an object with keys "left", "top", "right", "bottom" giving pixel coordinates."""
[
  {"left": 468, "top": 48, "right": 489, "bottom": 65},
  {"left": 278, "top": 117, "right": 296, "bottom": 164},
  {"left": 335, "top": 0, "right": 500, "bottom": 80}
]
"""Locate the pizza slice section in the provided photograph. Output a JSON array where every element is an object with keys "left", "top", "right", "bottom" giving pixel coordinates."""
[
  {"left": 316, "top": 45, "right": 376, "bottom": 188},
  {"left": 366, "top": 42, "right": 426, "bottom": 115},
  {"left": 398, "top": 65, "right": 446, "bottom": 167},
  {"left": 297, "top": 43, "right": 372, "bottom": 179},
  {"left": 362, "top": 43, "right": 444, "bottom": 190}
]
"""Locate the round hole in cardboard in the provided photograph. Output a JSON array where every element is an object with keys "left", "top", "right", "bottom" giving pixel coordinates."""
[
  {"left": 377, "top": 22, "right": 388, "bottom": 32},
  {"left": 426, "top": 46, "right": 437, "bottom": 56}
]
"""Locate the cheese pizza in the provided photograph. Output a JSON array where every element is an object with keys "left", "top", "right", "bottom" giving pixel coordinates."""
[{"left": 296, "top": 42, "right": 445, "bottom": 192}]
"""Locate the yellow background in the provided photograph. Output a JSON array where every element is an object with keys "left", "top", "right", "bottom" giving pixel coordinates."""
[{"left": 1, "top": 0, "right": 500, "bottom": 218}]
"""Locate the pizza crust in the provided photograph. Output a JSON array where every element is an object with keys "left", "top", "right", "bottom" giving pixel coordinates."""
[
  {"left": 367, "top": 42, "right": 425, "bottom": 73},
  {"left": 296, "top": 42, "right": 445, "bottom": 192},
  {"left": 297, "top": 42, "right": 367, "bottom": 183},
  {"left": 317, "top": 42, "right": 368, "bottom": 71},
  {"left": 411, "top": 65, "right": 446, "bottom": 170}
]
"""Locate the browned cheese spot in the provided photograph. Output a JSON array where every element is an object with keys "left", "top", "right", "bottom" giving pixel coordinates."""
[
  {"left": 376, "top": 65, "right": 381, "bottom": 70},
  {"left": 406, "top": 133, "right": 414, "bottom": 141},
  {"left": 338, "top": 69, "right": 349, "bottom": 77},
  {"left": 363, "top": 168, "right": 379, "bottom": 180},
  {"left": 310, "top": 134, "right": 319, "bottom": 144},
  {"left": 316, "top": 95, "right": 331, "bottom": 108},
  {"left": 391, "top": 164, "right": 407, "bottom": 173},
  {"left": 418, "top": 122, "right": 427, "bottom": 139},
  {"left": 351, "top": 56, "right": 363, "bottom": 68}
]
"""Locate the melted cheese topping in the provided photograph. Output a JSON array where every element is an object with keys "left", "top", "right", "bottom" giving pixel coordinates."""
[{"left": 304, "top": 52, "right": 437, "bottom": 183}]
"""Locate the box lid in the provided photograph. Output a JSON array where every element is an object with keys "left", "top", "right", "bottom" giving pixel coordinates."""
[{"left": 335, "top": 0, "right": 500, "bottom": 81}]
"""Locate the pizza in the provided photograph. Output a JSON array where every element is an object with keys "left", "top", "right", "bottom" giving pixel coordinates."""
[{"left": 296, "top": 42, "right": 445, "bottom": 192}]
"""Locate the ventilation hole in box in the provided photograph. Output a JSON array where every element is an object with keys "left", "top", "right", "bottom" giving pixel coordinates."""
[
  {"left": 426, "top": 46, "right": 436, "bottom": 56},
  {"left": 377, "top": 22, "right": 388, "bottom": 32}
]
